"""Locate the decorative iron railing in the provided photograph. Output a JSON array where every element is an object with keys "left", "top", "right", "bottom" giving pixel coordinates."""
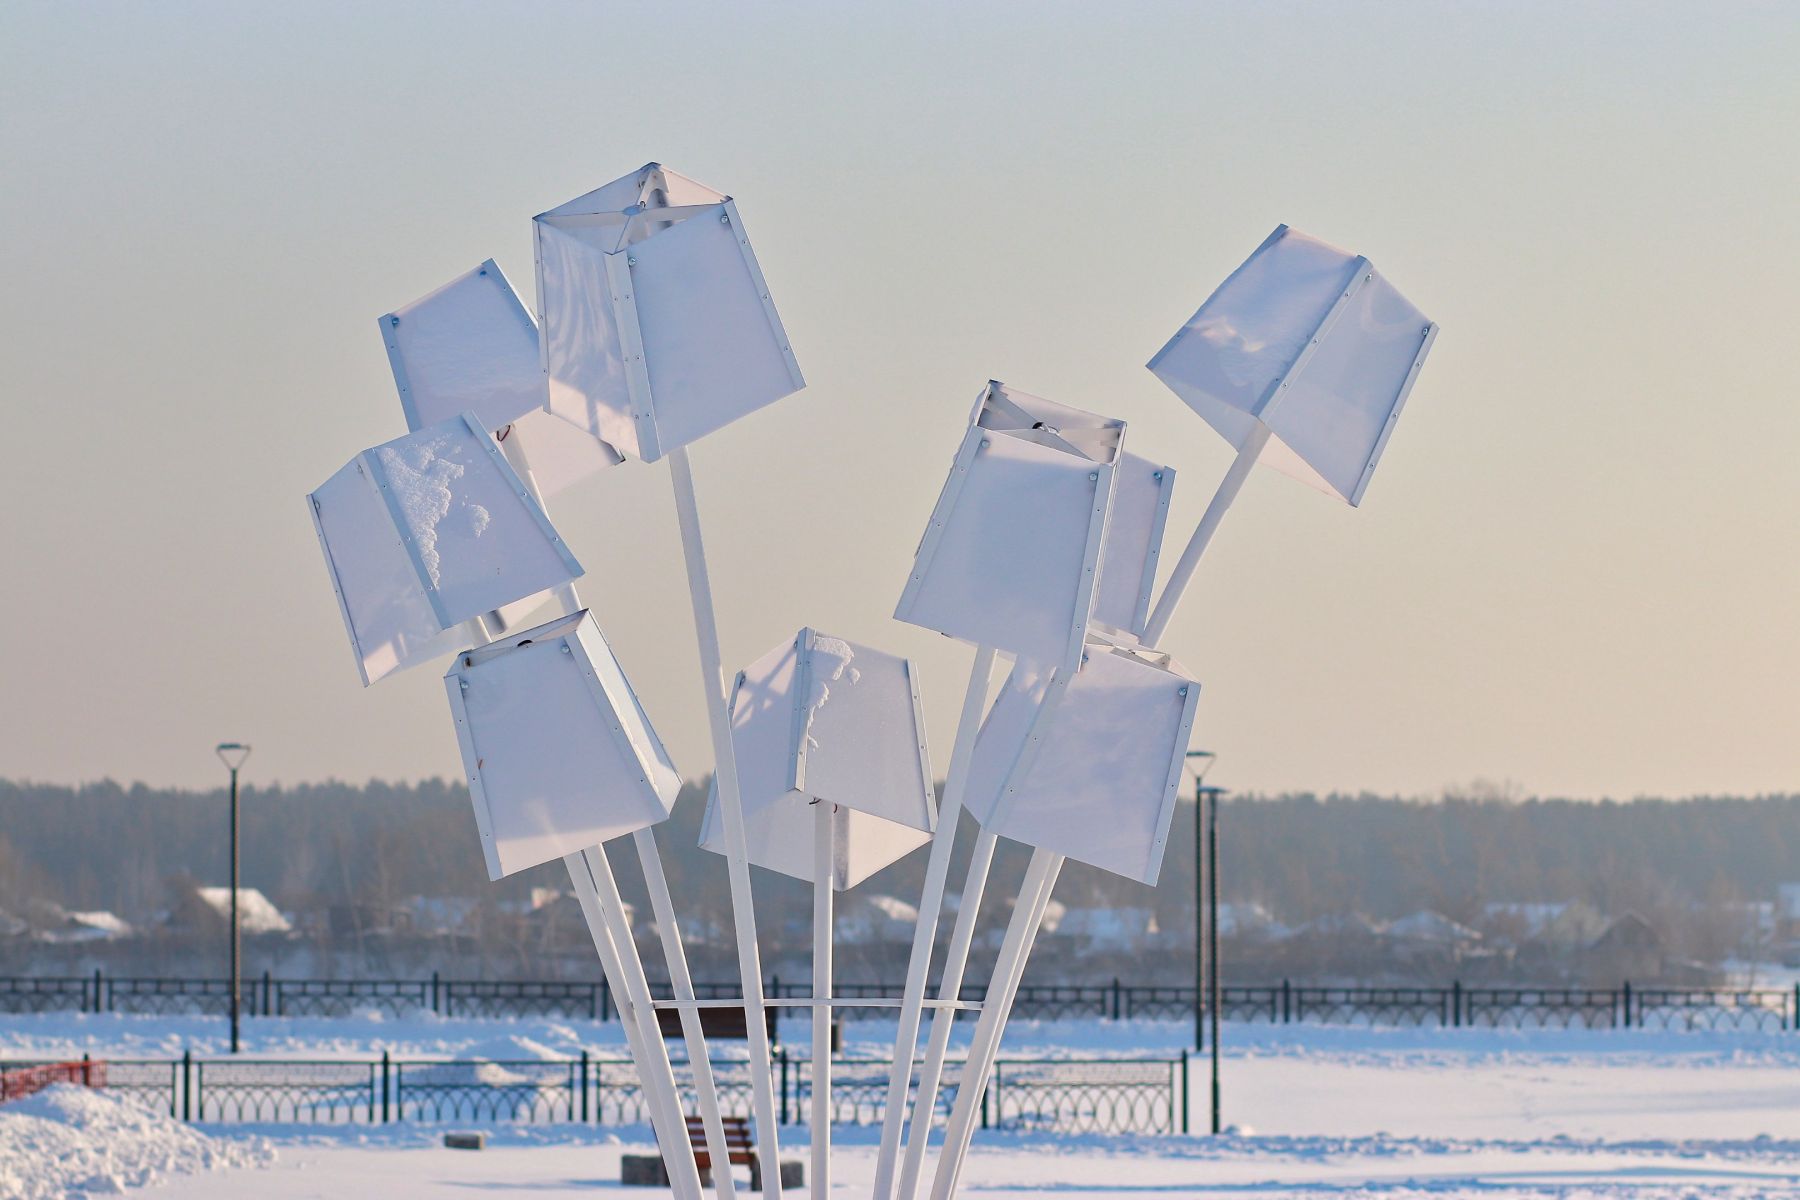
[
  {"left": 2, "top": 972, "right": 1794, "bottom": 1032},
  {"left": 0, "top": 1051, "right": 1190, "bottom": 1135}
]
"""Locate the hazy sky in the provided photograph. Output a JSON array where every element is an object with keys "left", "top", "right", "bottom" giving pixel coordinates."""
[{"left": 1, "top": 2, "right": 1795, "bottom": 801}]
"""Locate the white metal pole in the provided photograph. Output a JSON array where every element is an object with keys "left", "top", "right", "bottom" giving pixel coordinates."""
[
  {"left": 872, "top": 647, "right": 996, "bottom": 1200},
  {"left": 635, "top": 826, "right": 739, "bottom": 1200},
  {"left": 811, "top": 803, "right": 833, "bottom": 1199},
  {"left": 904, "top": 665, "right": 1073, "bottom": 1200},
  {"left": 1141, "top": 427, "right": 1269, "bottom": 647},
  {"left": 583, "top": 843, "right": 706, "bottom": 1189},
  {"left": 894, "top": 828, "right": 997, "bottom": 1200},
  {"left": 565, "top": 848, "right": 705, "bottom": 1200},
  {"left": 668, "top": 446, "right": 785, "bottom": 1199},
  {"left": 927, "top": 849, "right": 1063, "bottom": 1200}
]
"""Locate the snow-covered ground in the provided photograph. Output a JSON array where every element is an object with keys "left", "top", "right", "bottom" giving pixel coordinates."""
[{"left": 6, "top": 1013, "right": 1800, "bottom": 1197}]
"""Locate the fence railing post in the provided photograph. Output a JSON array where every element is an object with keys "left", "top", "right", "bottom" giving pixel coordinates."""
[
  {"left": 1622, "top": 981, "right": 1632, "bottom": 1029},
  {"left": 180, "top": 1049, "right": 191, "bottom": 1122},
  {"left": 600, "top": 980, "right": 611, "bottom": 1023},
  {"left": 1179, "top": 1048, "right": 1189, "bottom": 1134},
  {"left": 381, "top": 1050, "right": 391, "bottom": 1123},
  {"left": 431, "top": 970, "right": 440, "bottom": 1015},
  {"left": 1112, "top": 977, "right": 1122, "bottom": 1020},
  {"left": 580, "top": 1050, "right": 590, "bottom": 1123},
  {"left": 1281, "top": 979, "right": 1291, "bottom": 1023},
  {"left": 779, "top": 1047, "right": 790, "bottom": 1125},
  {"left": 1792, "top": 983, "right": 1798, "bottom": 1033},
  {"left": 90, "top": 968, "right": 102, "bottom": 1015},
  {"left": 1452, "top": 980, "right": 1462, "bottom": 1028}
]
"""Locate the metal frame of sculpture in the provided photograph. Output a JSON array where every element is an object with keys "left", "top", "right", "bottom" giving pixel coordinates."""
[{"left": 307, "top": 166, "right": 1439, "bottom": 1200}]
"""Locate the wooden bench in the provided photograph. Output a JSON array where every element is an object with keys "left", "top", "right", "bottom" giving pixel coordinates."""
[
  {"left": 688, "top": 1114, "right": 752, "bottom": 1176},
  {"left": 687, "top": 1115, "right": 804, "bottom": 1191},
  {"left": 654, "top": 1003, "right": 779, "bottom": 1044},
  {"left": 623, "top": 1112, "right": 803, "bottom": 1189}
]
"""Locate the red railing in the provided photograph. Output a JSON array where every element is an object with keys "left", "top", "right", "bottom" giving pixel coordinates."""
[{"left": 0, "top": 1059, "right": 106, "bottom": 1103}]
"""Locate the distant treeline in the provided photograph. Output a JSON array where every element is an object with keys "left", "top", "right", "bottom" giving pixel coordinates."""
[{"left": 5, "top": 779, "right": 1800, "bottom": 939}]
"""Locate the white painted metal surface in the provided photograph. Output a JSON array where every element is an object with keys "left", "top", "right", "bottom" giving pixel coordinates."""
[
  {"left": 895, "top": 382, "right": 1124, "bottom": 675},
  {"left": 443, "top": 609, "right": 681, "bottom": 880},
  {"left": 697, "top": 629, "right": 937, "bottom": 889},
  {"left": 307, "top": 413, "right": 583, "bottom": 685},
  {"left": 1090, "top": 452, "right": 1176, "bottom": 638},
  {"left": 379, "top": 259, "right": 623, "bottom": 495},
  {"left": 962, "top": 641, "right": 1201, "bottom": 887},
  {"left": 536, "top": 164, "right": 803, "bottom": 463},
  {"left": 1147, "top": 224, "right": 1438, "bottom": 506}
]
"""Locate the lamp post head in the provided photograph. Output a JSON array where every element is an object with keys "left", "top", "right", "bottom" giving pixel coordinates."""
[
  {"left": 1183, "top": 749, "right": 1217, "bottom": 785},
  {"left": 215, "top": 743, "right": 251, "bottom": 772}
]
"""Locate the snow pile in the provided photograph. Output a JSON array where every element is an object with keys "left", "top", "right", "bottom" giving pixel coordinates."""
[{"left": 0, "top": 1084, "right": 270, "bottom": 1199}]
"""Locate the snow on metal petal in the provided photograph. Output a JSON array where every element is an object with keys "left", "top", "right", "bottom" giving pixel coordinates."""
[{"left": 307, "top": 413, "right": 583, "bottom": 685}]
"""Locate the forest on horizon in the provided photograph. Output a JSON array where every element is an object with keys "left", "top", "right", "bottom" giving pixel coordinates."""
[{"left": 4, "top": 778, "right": 1798, "bottom": 984}]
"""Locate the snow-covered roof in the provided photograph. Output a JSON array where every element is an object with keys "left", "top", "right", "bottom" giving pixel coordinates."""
[
  {"left": 194, "top": 888, "right": 292, "bottom": 934},
  {"left": 862, "top": 894, "right": 920, "bottom": 924},
  {"left": 66, "top": 911, "right": 132, "bottom": 936},
  {"left": 837, "top": 894, "right": 924, "bottom": 944},
  {"left": 1295, "top": 912, "right": 1386, "bottom": 938},
  {"left": 1779, "top": 883, "right": 1800, "bottom": 919},
  {"left": 1386, "top": 910, "right": 1481, "bottom": 944},
  {"left": 31, "top": 907, "right": 134, "bottom": 943},
  {"left": 1484, "top": 901, "right": 1568, "bottom": 931},
  {"left": 1052, "top": 906, "right": 1154, "bottom": 942},
  {"left": 1485, "top": 900, "right": 1608, "bottom": 947},
  {"left": 1215, "top": 901, "right": 1282, "bottom": 938}
]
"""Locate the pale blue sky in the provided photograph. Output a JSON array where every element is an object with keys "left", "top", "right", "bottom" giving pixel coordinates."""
[{"left": 1, "top": 1, "right": 1795, "bottom": 799}]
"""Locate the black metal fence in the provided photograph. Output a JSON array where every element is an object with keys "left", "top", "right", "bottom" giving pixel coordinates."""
[
  {"left": 0, "top": 1051, "right": 1187, "bottom": 1135},
  {"left": 4, "top": 972, "right": 1796, "bottom": 1032}
]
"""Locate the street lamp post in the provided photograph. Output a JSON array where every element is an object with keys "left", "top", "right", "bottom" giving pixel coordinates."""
[
  {"left": 1183, "top": 751, "right": 1215, "bottom": 1052},
  {"left": 1201, "top": 783, "right": 1225, "bottom": 1135},
  {"left": 215, "top": 743, "right": 251, "bottom": 1054}
]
